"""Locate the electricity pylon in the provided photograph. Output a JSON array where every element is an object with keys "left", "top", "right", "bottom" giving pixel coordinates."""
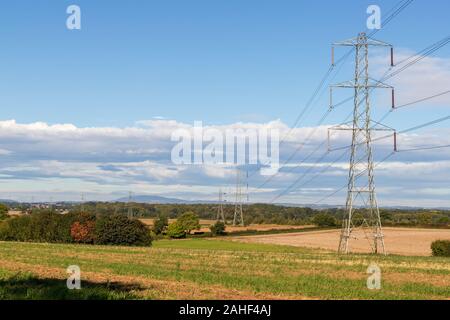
[
  {"left": 81, "top": 193, "right": 85, "bottom": 212},
  {"left": 217, "top": 188, "right": 226, "bottom": 223},
  {"left": 127, "top": 191, "right": 133, "bottom": 218},
  {"left": 246, "top": 168, "right": 249, "bottom": 203},
  {"left": 233, "top": 168, "right": 245, "bottom": 226},
  {"left": 330, "top": 32, "right": 395, "bottom": 255}
]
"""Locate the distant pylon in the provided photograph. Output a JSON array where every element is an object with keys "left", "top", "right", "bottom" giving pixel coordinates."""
[
  {"left": 246, "top": 168, "right": 249, "bottom": 203},
  {"left": 330, "top": 32, "right": 396, "bottom": 255},
  {"left": 127, "top": 191, "right": 133, "bottom": 218},
  {"left": 81, "top": 193, "right": 85, "bottom": 212},
  {"left": 217, "top": 188, "right": 226, "bottom": 223},
  {"left": 233, "top": 168, "right": 244, "bottom": 226}
]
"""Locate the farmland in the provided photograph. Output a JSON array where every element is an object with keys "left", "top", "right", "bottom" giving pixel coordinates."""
[
  {"left": 0, "top": 237, "right": 449, "bottom": 300},
  {"left": 139, "top": 218, "right": 315, "bottom": 233},
  {"left": 231, "top": 227, "right": 450, "bottom": 256}
]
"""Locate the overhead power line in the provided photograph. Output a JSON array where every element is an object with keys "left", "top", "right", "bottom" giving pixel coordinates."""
[
  {"left": 269, "top": 113, "right": 450, "bottom": 203},
  {"left": 357, "top": 36, "right": 450, "bottom": 124},
  {"left": 248, "top": 61, "right": 347, "bottom": 180},
  {"left": 249, "top": 0, "right": 415, "bottom": 181},
  {"left": 395, "top": 35, "right": 450, "bottom": 66},
  {"left": 311, "top": 114, "right": 450, "bottom": 204},
  {"left": 395, "top": 90, "right": 450, "bottom": 110},
  {"left": 269, "top": 148, "right": 349, "bottom": 204},
  {"left": 269, "top": 151, "right": 330, "bottom": 203},
  {"left": 371, "top": 0, "right": 414, "bottom": 36},
  {"left": 399, "top": 115, "right": 450, "bottom": 134},
  {"left": 397, "top": 144, "right": 450, "bottom": 152},
  {"left": 257, "top": 109, "right": 354, "bottom": 189},
  {"left": 384, "top": 36, "right": 450, "bottom": 81},
  {"left": 377, "top": 89, "right": 450, "bottom": 123},
  {"left": 313, "top": 151, "right": 396, "bottom": 206}
]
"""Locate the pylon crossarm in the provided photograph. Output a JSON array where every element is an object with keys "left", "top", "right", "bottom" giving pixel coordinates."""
[
  {"left": 368, "top": 77, "right": 393, "bottom": 89},
  {"left": 333, "top": 34, "right": 392, "bottom": 47},
  {"left": 331, "top": 80, "right": 392, "bottom": 89},
  {"left": 333, "top": 36, "right": 360, "bottom": 47},
  {"left": 348, "top": 190, "right": 375, "bottom": 193},
  {"left": 328, "top": 124, "right": 355, "bottom": 131},
  {"left": 369, "top": 120, "right": 396, "bottom": 131},
  {"left": 365, "top": 37, "right": 392, "bottom": 47},
  {"left": 330, "top": 126, "right": 394, "bottom": 132}
]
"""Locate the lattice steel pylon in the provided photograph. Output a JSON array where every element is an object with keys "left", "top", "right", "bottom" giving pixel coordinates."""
[
  {"left": 127, "top": 191, "right": 133, "bottom": 219},
  {"left": 217, "top": 188, "right": 226, "bottom": 223},
  {"left": 330, "top": 32, "right": 395, "bottom": 255},
  {"left": 81, "top": 193, "right": 85, "bottom": 212},
  {"left": 233, "top": 168, "right": 245, "bottom": 226}
]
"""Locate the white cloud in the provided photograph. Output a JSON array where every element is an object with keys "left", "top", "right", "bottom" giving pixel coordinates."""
[
  {"left": 372, "top": 49, "right": 450, "bottom": 107},
  {"left": 0, "top": 148, "right": 12, "bottom": 155},
  {"left": 0, "top": 118, "right": 449, "bottom": 206}
]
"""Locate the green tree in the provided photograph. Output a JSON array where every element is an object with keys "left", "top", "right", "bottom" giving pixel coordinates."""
[
  {"left": 431, "top": 240, "right": 450, "bottom": 257},
  {"left": 166, "top": 221, "right": 187, "bottom": 239},
  {"left": 177, "top": 211, "right": 201, "bottom": 234},
  {"left": 351, "top": 212, "right": 365, "bottom": 226},
  {"left": 153, "top": 214, "right": 169, "bottom": 235},
  {"left": 418, "top": 213, "right": 433, "bottom": 225},
  {"left": 0, "top": 215, "right": 32, "bottom": 241},
  {"left": 95, "top": 214, "right": 152, "bottom": 246},
  {"left": 0, "top": 211, "right": 72, "bottom": 243},
  {"left": 210, "top": 221, "right": 226, "bottom": 236},
  {"left": 312, "top": 213, "right": 337, "bottom": 227},
  {"left": 380, "top": 210, "right": 393, "bottom": 223},
  {"left": 436, "top": 215, "right": 450, "bottom": 226},
  {"left": 0, "top": 203, "right": 9, "bottom": 221}
]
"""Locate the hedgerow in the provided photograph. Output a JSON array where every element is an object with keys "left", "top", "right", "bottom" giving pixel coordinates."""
[
  {"left": 0, "top": 211, "right": 151, "bottom": 247},
  {"left": 431, "top": 240, "right": 450, "bottom": 257}
]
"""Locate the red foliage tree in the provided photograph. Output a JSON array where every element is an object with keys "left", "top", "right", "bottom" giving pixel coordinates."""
[{"left": 70, "top": 221, "right": 95, "bottom": 243}]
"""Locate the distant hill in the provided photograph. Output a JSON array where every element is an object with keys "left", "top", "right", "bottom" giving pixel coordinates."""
[
  {"left": 115, "top": 195, "right": 215, "bottom": 204},
  {"left": 0, "top": 199, "right": 19, "bottom": 204},
  {"left": 275, "top": 202, "right": 450, "bottom": 210},
  {"left": 114, "top": 196, "right": 450, "bottom": 210}
]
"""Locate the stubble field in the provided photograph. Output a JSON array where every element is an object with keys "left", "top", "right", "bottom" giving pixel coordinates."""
[
  {"left": 139, "top": 218, "right": 315, "bottom": 233},
  {"left": 0, "top": 237, "right": 449, "bottom": 300},
  {"left": 230, "top": 227, "right": 450, "bottom": 256}
]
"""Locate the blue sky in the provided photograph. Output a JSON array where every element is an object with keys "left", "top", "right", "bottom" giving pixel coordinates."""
[
  {"left": 0, "top": 0, "right": 448, "bottom": 127},
  {"left": 0, "top": 0, "right": 449, "bottom": 206}
]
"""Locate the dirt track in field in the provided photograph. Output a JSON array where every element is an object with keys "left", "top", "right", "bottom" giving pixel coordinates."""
[{"left": 230, "top": 227, "right": 450, "bottom": 256}]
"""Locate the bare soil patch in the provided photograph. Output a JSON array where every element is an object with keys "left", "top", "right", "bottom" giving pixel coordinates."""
[{"left": 230, "top": 227, "right": 450, "bottom": 256}]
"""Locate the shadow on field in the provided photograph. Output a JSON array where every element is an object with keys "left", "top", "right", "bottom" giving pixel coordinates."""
[{"left": 0, "top": 273, "right": 143, "bottom": 300}]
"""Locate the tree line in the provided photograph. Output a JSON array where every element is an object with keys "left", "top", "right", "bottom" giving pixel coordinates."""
[{"left": 4, "top": 202, "right": 450, "bottom": 228}]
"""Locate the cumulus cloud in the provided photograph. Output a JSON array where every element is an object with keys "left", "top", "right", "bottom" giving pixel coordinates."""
[
  {"left": 0, "top": 117, "right": 449, "bottom": 206},
  {"left": 0, "top": 35, "right": 448, "bottom": 206},
  {"left": 372, "top": 49, "right": 450, "bottom": 107}
]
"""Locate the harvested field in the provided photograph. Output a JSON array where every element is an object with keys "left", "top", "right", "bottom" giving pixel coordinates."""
[
  {"left": 0, "top": 239, "right": 449, "bottom": 300},
  {"left": 207, "top": 224, "right": 314, "bottom": 233},
  {"left": 230, "top": 227, "right": 450, "bottom": 256},
  {"left": 139, "top": 218, "right": 313, "bottom": 233}
]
